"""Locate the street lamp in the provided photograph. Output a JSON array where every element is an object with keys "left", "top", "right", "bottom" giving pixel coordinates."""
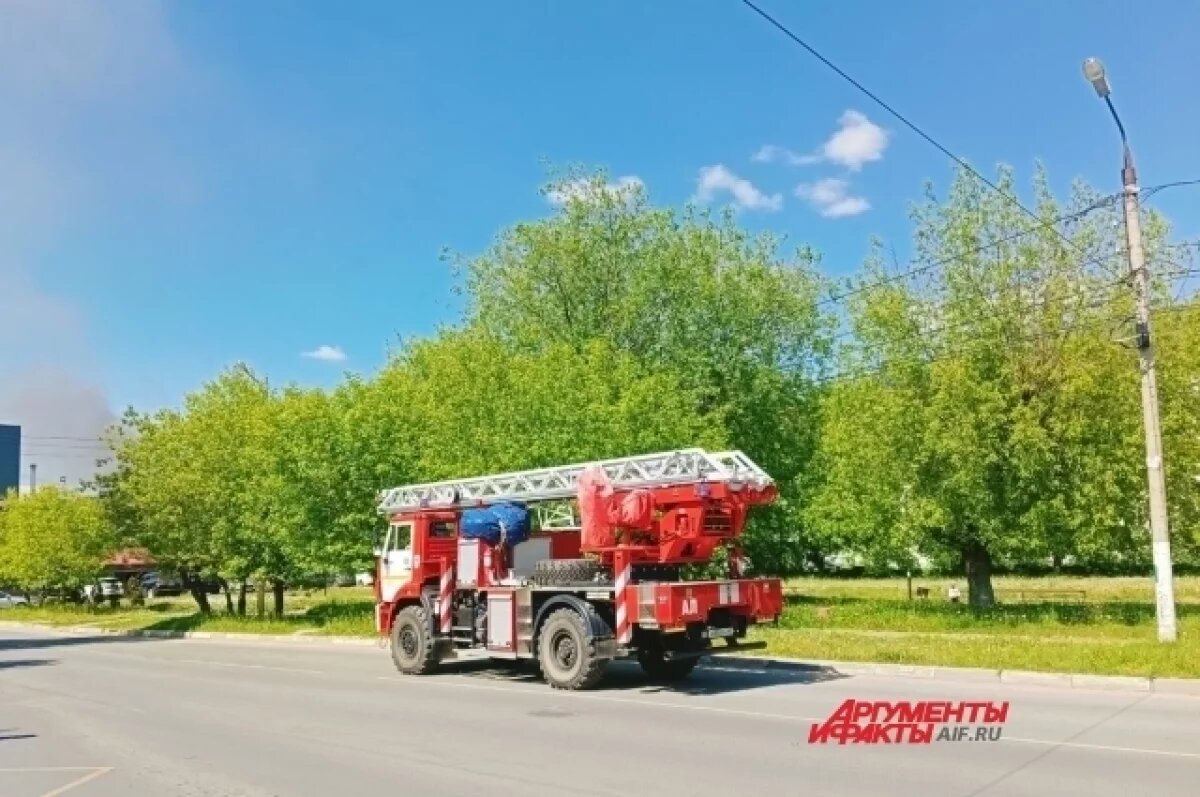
[{"left": 1082, "top": 57, "right": 1178, "bottom": 642}]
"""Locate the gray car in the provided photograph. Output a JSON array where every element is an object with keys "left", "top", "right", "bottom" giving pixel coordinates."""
[{"left": 0, "top": 591, "right": 29, "bottom": 608}]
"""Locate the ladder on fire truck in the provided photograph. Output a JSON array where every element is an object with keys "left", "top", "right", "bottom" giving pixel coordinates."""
[{"left": 377, "top": 448, "right": 772, "bottom": 516}]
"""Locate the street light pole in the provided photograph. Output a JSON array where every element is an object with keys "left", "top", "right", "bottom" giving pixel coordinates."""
[{"left": 1083, "top": 57, "right": 1178, "bottom": 642}]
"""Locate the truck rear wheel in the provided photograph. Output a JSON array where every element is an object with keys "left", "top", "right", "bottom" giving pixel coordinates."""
[
  {"left": 537, "top": 608, "right": 608, "bottom": 690},
  {"left": 637, "top": 647, "right": 699, "bottom": 682},
  {"left": 390, "top": 605, "right": 440, "bottom": 675}
]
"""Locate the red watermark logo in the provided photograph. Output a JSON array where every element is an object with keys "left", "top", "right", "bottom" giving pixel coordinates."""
[{"left": 808, "top": 700, "right": 1010, "bottom": 745}]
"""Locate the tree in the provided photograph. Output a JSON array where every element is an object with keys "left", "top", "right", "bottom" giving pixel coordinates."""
[
  {"left": 383, "top": 332, "right": 724, "bottom": 477},
  {"left": 107, "top": 365, "right": 279, "bottom": 613},
  {"left": 807, "top": 166, "right": 1175, "bottom": 605},
  {"left": 451, "top": 171, "right": 831, "bottom": 571},
  {"left": 0, "top": 487, "right": 115, "bottom": 598}
]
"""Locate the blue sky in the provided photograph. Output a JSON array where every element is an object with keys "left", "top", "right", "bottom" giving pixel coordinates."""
[{"left": 3, "top": 0, "right": 1199, "bottom": 484}]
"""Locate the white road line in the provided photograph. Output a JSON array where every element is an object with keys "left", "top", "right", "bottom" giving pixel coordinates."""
[
  {"left": 0, "top": 768, "right": 106, "bottom": 772},
  {"left": 38, "top": 767, "right": 113, "bottom": 797},
  {"left": 1002, "top": 736, "right": 1200, "bottom": 760},
  {"left": 167, "top": 658, "right": 327, "bottom": 676}
]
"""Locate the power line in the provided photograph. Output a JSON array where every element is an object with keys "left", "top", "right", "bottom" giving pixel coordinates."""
[
  {"left": 739, "top": 0, "right": 1089, "bottom": 259},
  {"left": 816, "top": 291, "right": 1198, "bottom": 388},
  {"left": 1142, "top": 179, "right": 1200, "bottom": 202},
  {"left": 818, "top": 196, "right": 1120, "bottom": 309}
]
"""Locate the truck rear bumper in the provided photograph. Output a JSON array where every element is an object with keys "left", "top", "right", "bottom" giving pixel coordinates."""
[{"left": 633, "top": 577, "right": 783, "bottom": 630}]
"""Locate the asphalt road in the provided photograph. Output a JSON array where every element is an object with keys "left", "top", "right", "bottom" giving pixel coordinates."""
[{"left": 2, "top": 627, "right": 1198, "bottom": 797}]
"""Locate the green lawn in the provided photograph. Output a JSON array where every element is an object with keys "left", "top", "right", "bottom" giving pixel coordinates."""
[
  {"left": 4, "top": 587, "right": 377, "bottom": 637},
  {"left": 5, "top": 577, "right": 1199, "bottom": 678}
]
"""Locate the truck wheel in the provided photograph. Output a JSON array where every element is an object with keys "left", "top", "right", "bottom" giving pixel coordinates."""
[
  {"left": 537, "top": 608, "right": 608, "bottom": 690},
  {"left": 637, "top": 648, "right": 699, "bottom": 682},
  {"left": 390, "top": 605, "right": 440, "bottom": 675},
  {"left": 530, "top": 558, "right": 603, "bottom": 586}
]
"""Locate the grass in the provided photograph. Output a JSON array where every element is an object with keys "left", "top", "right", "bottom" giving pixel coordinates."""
[
  {"left": 753, "top": 574, "right": 1200, "bottom": 677},
  {"left": 747, "top": 626, "right": 1200, "bottom": 678},
  {"left": 783, "top": 574, "right": 1200, "bottom": 603},
  {"left": 3, "top": 588, "right": 377, "bottom": 638},
  {"left": 4, "top": 576, "right": 1200, "bottom": 678}
]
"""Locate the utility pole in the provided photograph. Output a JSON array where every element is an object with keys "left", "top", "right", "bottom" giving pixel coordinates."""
[
  {"left": 29, "top": 462, "right": 37, "bottom": 491},
  {"left": 1084, "top": 58, "right": 1177, "bottom": 642}
]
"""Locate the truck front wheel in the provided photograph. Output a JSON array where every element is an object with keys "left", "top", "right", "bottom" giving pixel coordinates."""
[
  {"left": 537, "top": 608, "right": 608, "bottom": 690},
  {"left": 390, "top": 605, "right": 440, "bottom": 675}
]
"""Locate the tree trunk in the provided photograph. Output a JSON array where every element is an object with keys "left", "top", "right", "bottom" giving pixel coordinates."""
[
  {"left": 256, "top": 579, "right": 266, "bottom": 618},
  {"left": 237, "top": 582, "right": 247, "bottom": 616},
  {"left": 963, "top": 542, "right": 996, "bottom": 608},
  {"left": 183, "top": 571, "right": 212, "bottom": 614},
  {"left": 272, "top": 579, "right": 285, "bottom": 617},
  {"left": 1052, "top": 553, "right": 1063, "bottom": 573},
  {"left": 220, "top": 579, "right": 234, "bottom": 614}
]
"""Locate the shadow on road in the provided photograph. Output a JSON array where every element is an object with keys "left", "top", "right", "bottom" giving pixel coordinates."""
[
  {"left": 0, "top": 658, "right": 57, "bottom": 670},
  {"left": 0, "top": 732, "right": 37, "bottom": 741},
  {"left": 437, "top": 657, "right": 847, "bottom": 695},
  {"left": 0, "top": 634, "right": 154, "bottom": 652}
]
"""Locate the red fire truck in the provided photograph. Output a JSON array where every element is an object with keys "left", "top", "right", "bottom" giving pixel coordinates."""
[{"left": 373, "top": 448, "right": 783, "bottom": 690}]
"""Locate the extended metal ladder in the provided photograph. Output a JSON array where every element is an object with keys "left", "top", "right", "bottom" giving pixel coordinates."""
[{"left": 377, "top": 448, "right": 772, "bottom": 514}]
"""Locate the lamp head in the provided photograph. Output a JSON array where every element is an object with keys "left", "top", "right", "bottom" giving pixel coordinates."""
[{"left": 1083, "top": 57, "right": 1110, "bottom": 98}]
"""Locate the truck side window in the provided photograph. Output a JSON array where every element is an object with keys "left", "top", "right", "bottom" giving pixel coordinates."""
[{"left": 430, "top": 520, "right": 456, "bottom": 538}]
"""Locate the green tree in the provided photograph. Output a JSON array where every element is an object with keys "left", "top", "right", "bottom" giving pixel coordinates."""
[
  {"left": 378, "top": 332, "right": 724, "bottom": 479},
  {"left": 0, "top": 487, "right": 115, "bottom": 598},
  {"left": 107, "top": 365, "right": 279, "bottom": 613},
  {"left": 451, "top": 171, "right": 831, "bottom": 571},
  {"left": 807, "top": 166, "right": 1174, "bottom": 605}
]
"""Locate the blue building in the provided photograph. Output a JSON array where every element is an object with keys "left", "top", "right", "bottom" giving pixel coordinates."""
[{"left": 0, "top": 424, "right": 18, "bottom": 497}]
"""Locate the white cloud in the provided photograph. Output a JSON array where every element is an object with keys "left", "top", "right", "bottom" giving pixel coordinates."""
[
  {"left": 547, "top": 176, "right": 644, "bottom": 206},
  {"left": 795, "top": 178, "right": 871, "bottom": 218},
  {"left": 822, "top": 110, "right": 889, "bottom": 171},
  {"left": 302, "top": 345, "right": 348, "bottom": 363},
  {"left": 754, "top": 110, "right": 889, "bottom": 172},
  {"left": 752, "top": 144, "right": 818, "bottom": 166},
  {"left": 693, "top": 165, "right": 783, "bottom": 212}
]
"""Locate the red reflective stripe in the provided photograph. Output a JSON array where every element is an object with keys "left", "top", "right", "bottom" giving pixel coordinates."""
[
  {"left": 614, "top": 564, "right": 632, "bottom": 643},
  {"left": 439, "top": 566, "right": 453, "bottom": 633}
]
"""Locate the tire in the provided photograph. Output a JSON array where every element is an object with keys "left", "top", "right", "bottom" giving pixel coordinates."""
[
  {"left": 529, "top": 558, "right": 603, "bottom": 586},
  {"left": 537, "top": 608, "right": 609, "bottom": 690},
  {"left": 637, "top": 647, "right": 699, "bottom": 682},
  {"left": 390, "top": 605, "right": 440, "bottom": 676}
]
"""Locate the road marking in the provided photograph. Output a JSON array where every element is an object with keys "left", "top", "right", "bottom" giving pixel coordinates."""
[
  {"left": 0, "top": 768, "right": 106, "bottom": 772},
  {"left": 167, "top": 658, "right": 326, "bottom": 676},
  {"left": 1002, "top": 736, "right": 1200, "bottom": 760},
  {"left": 0, "top": 768, "right": 115, "bottom": 797},
  {"left": 39, "top": 767, "right": 113, "bottom": 797}
]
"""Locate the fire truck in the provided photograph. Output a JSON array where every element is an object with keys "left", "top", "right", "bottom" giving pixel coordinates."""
[{"left": 373, "top": 448, "right": 783, "bottom": 690}]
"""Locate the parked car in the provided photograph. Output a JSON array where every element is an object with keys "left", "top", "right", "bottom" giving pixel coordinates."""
[
  {"left": 141, "top": 571, "right": 184, "bottom": 597},
  {"left": 0, "top": 591, "right": 29, "bottom": 608}
]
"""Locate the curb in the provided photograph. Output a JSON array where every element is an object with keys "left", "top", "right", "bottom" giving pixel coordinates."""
[
  {"left": 0, "top": 621, "right": 382, "bottom": 648},
  {"left": 701, "top": 653, "right": 1195, "bottom": 697},
  {"left": 3, "top": 620, "right": 1196, "bottom": 695}
]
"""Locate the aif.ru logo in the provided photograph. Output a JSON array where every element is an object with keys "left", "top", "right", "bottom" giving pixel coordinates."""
[{"left": 808, "top": 699, "right": 1009, "bottom": 745}]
